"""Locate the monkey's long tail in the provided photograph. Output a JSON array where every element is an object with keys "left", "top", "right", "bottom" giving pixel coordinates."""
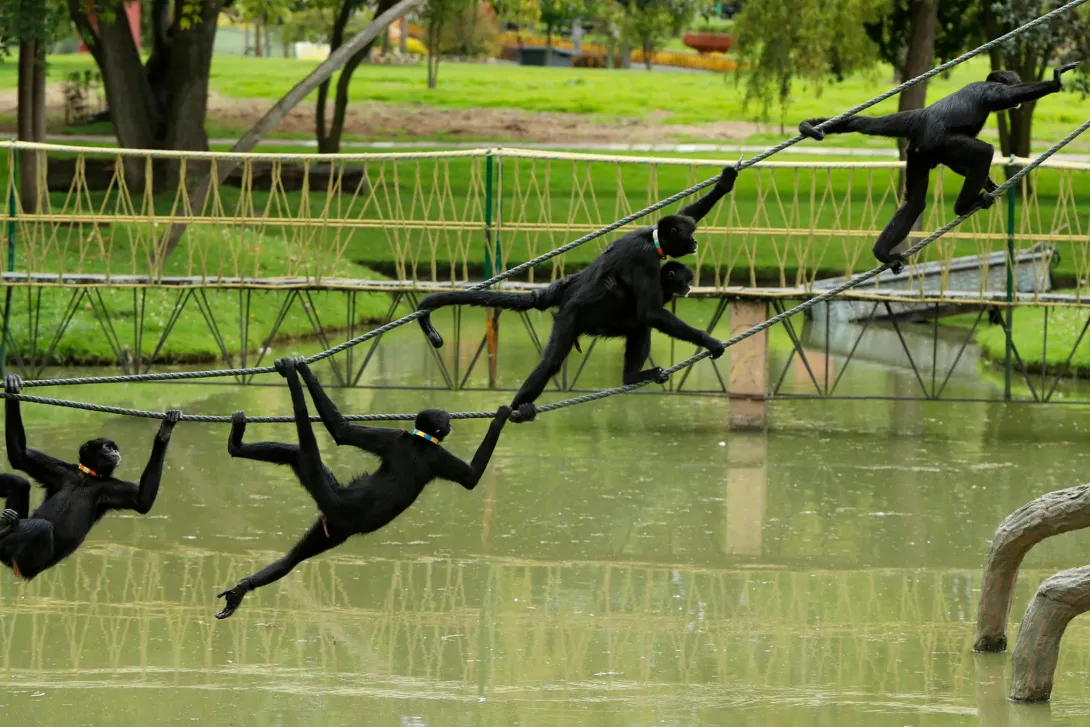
[{"left": 416, "top": 291, "right": 544, "bottom": 349}]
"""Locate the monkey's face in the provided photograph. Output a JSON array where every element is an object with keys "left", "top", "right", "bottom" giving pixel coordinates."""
[
  {"left": 657, "top": 215, "right": 699, "bottom": 257},
  {"left": 662, "top": 263, "right": 694, "bottom": 298},
  {"left": 415, "top": 409, "right": 452, "bottom": 441},
  {"left": 79, "top": 438, "right": 121, "bottom": 477}
]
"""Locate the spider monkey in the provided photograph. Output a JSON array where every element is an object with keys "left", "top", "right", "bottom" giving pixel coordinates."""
[
  {"left": 799, "top": 63, "right": 1082, "bottom": 273},
  {"left": 571, "top": 260, "right": 696, "bottom": 354},
  {"left": 215, "top": 357, "right": 511, "bottom": 619},
  {"left": 417, "top": 166, "right": 738, "bottom": 422},
  {"left": 0, "top": 374, "right": 181, "bottom": 580}
]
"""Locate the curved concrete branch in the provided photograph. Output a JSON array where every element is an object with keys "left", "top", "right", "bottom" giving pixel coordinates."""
[
  {"left": 1010, "top": 565, "right": 1090, "bottom": 702},
  {"left": 975, "top": 484, "right": 1090, "bottom": 652}
]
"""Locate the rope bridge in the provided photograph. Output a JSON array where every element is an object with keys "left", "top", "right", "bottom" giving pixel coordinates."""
[{"left": 3, "top": 0, "right": 1088, "bottom": 423}]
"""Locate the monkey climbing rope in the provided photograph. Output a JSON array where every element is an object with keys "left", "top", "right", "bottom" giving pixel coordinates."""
[{"left": 1, "top": 0, "right": 1087, "bottom": 421}]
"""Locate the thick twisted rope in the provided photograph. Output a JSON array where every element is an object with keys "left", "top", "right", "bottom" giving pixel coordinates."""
[
  {"left": 10, "top": 118, "right": 1088, "bottom": 423},
  {"left": 18, "top": 0, "right": 1086, "bottom": 392}
]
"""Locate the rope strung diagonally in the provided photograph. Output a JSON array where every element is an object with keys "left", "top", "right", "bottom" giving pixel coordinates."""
[
  {"left": 17, "top": 0, "right": 1086, "bottom": 392},
  {"left": 8, "top": 118, "right": 1088, "bottom": 424}
]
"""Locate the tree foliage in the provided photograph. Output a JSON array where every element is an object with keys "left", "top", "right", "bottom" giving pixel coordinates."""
[
  {"left": 0, "top": 0, "right": 69, "bottom": 48},
  {"left": 623, "top": 0, "right": 707, "bottom": 69},
  {"left": 733, "top": 0, "right": 890, "bottom": 126},
  {"left": 863, "top": 0, "right": 979, "bottom": 76},
  {"left": 984, "top": 0, "right": 1087, "bottom": 159}
]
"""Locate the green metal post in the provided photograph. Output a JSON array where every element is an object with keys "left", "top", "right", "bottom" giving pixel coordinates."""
[
  {"left": 483, "top": 151, "right": 495, "bottom": 278},
  {"left": 1003, "top": 155, "right": 1016, "bottom": 401},
  {"left": 1, "top": 143, "right": 18, "bottom": 377},
  {"left": 483, "top": 151, "right": 499, "bottom": 388}
]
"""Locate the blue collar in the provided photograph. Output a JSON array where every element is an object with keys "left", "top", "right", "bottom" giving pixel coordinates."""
[
  {"left": 412, "top": 429, "right": 439, "bottom": 444},
  {"left": 652, "top": 228, "right": 666, "bottom": 258}
]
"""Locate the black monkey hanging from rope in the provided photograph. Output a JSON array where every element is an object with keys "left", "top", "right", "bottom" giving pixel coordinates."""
[
  {"left": 416, "top": 166, "right": 738, "bottom": 423},
  {"left": 215, "top": 358, "right": 510, "bottom": 619},
  {"left": 0, "top": 374, "right": 181, "bottom": 580},
  {"left": 799, "top": 62, "right": 1082, "bottom": 273}
]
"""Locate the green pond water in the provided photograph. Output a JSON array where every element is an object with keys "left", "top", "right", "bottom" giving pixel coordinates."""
[{"left": 2, "top": 309, "right": 1090, "bottom": 726}]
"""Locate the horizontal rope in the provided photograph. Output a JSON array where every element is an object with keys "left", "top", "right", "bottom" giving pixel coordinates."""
[{"left": 4, "top": 141, "right": 490, "bottom": 163}]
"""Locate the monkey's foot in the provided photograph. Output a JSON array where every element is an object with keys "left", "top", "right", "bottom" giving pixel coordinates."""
[
  {"left": 874, "top": 252, "right": 906, "bottom": 275},
  {"left": 0, "top": 509, "right": 18, "bottom": 537},
  {"left": 510, "top": 403, "right": 537, "bottom": 424},
  {"left": 215, "top": 580, "right": 252, "bottom": 619},
  {"left": 650, "top": 367, "right": 670, "bottom": 384}
]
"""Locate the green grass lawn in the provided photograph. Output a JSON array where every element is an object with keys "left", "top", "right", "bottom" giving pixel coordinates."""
[
  {"left": 10, "top": 53, "right": 1090, "bottom": 150},
  {"left": 947, "top": 300, "right": 1090, "bottom": 376}
]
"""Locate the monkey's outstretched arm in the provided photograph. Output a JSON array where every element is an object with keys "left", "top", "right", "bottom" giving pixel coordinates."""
[
  {"left": 4, "top": 375, "right": 68, "bottom": 488},
  {"left": 679, "top": 166, "right": 738, "bottom": 223},
  {"left": 436, "top": 407, "right": 510, "bottom": 490}
]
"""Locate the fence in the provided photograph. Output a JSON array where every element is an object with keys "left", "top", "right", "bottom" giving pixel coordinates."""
[{"left": 6, "top": 141, "right": 1090, "bottom": 302}]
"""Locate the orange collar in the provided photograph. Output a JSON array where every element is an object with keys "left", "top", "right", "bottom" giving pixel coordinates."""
[{"left": 78, "top": 463, "right": 98, "bottom": 477}]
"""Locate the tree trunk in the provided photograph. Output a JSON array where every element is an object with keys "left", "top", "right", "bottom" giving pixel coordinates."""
[
  {"left": 545, "top": 25, "right": 552, "bottom": 66},
  {"left": 318, "top": 0, "right": 396, "bottom": 153},
  {"left": 399, "top": 17, "right": 408, "bottom": 53},
  {"left": 16, "top": 39, "right": 45, "bottom": 214},
  {"left": 157, "top": 0, "right": 424, "bottom": 260},
  {"left": 161, "top": 7, "right": 220, "bottom": 192},
  {"left": 620, "top": 38, "right": 631, "bottom": 69},
  {"left": 1009, "top": 565, "right": 1090, "bottom": 702},
  {"left": 643, "top": 39, "right": 652, "bottom": 70},
  {"left": 255, "top": 20, "right": 263, "bottom": 57},
  {"left": 893, "top": 0, "right": 937, "bottom": 250},
  {"left": 974, "top": 484, "right": 1090, "bottom": 653},
  {"left": 244, "top": 24, "right": 250, "bottom": 55}
]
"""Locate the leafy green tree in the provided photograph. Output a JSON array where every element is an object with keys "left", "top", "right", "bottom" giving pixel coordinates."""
[
  {"left": 64, "top": 0, "right": 232, "bottom": 188},
  {"left": 732, "top": 0, "right": 890, "bottom": 130},
  {"left": 538, "top": 0, "right": 582, "bottom": 64},
  {"left": 493, "top": 0, "right": 540, "bottom": 45},
  {"left": 233, "top": 0, "right": 294, "bottom": 56},
  {"left": 984, "top": 0, "right": 1087, "bottom": 162},
  {"left": 623, "top": 0, "right": 707, "bottom": 69},
  {"left": 0, "top": 0, "right": 69, "bottom": 210}
]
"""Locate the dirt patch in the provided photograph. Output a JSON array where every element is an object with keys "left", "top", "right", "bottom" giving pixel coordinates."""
[
  {"left": 206, "top": 92, "right": 762, "bottom": 143},
  {"left": 0, "top": 85, "right": 761, "bottom": 144}
]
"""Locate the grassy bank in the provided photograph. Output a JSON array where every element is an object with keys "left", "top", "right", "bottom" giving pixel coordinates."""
[
  {"left": 948, "top": 300, "right": 1090, "bottom": 378},
  {"left": 7, "top": 54, "right": 1090, "bottom": 149},
  {"left": 3, "top": 233, "right": 395, "bottom": 366}
]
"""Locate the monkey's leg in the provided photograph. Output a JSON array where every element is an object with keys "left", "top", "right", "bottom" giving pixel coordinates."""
[
  {"left": 216, "top": 518, "right": 348, "bottom": 619},
  {"left": 873, "top": 152, "right": 931, "bottom": 273},
  {"left": 942, "top": 135, "right": 998, "bottom": 215},
  {"left": 0, "top": 473, "right": 30, "bottom": 522},
  {"left": 284, "top": 368, "right": 346, "bottom": 514},
  {"left": 510, "top": 312, "right": 579, "bottom": 413},
  {"left": 0, "top": 518, "right": 55, "bottom": 579},
  {"left": 229, "top": 441, "right": 301, "bottom": 466},
  {"left": 623, "top": 328, "right": 666, "bottom": 384}
]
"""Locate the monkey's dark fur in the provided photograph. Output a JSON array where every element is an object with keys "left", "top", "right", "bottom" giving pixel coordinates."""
[
  {"left": 0, "top": 374, "right": 180, "bottom": 580},
  {"left": 416, "top": 166, "right": 737, "bottom": 421},
  {"left": 799, "top": 64, "right": 1081, "bottom": 273},
  {"left": 215, "top": 357, "right": 510, "bottom": 619}
]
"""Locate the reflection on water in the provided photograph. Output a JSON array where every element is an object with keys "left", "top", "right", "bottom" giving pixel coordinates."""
[{"left": 3, "top": 310, "right": 1090, "bottom": 725}]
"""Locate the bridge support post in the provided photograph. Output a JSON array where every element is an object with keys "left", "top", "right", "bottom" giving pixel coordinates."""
[{"left": 727, "top": 300, "right": 768, "bottom": 431}]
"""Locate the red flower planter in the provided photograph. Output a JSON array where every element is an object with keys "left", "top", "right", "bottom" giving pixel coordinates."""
[{"left": 683, "top": 32, "right": 732, "bottom": 54}]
